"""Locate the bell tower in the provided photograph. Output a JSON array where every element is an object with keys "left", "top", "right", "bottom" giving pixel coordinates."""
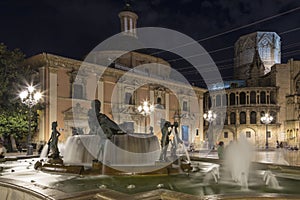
[{"left": 118, "top": 0, "right": 138, "bottom": 38}]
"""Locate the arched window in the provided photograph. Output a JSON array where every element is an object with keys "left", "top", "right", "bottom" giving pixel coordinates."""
[
  {"left": 260, "top": 91, "right": 266, "bottom": 104},
  {"left": 240, "top": 112, "right": 246, "bottom": 124},
  {"left": 216, "top": 95, "right": 221, "bottom": 107},
  {"left": 250, "top": 111, "right": 256, "bottom": 124},
  {"left": 222, "top": 94, "right": 227, "bottom": 106},
  {"left": 224, "top": 114, "right": 228, "bottom": 125},
  {"left": 270, "top": 111, "right": 276, "bottom": 124},
  {"left": 250, "top": 91, "right": 256, "bottom": 104},
  {"left": 230, "top": 112, "right": 236, "bottom": 124},
  {"left": 240, "top": 92, "right": 246, "bottom": 105},
  {"left": 230, "top": 93, "right": 235, "bottom": 105},
  {"left": 270, "top": 91, "right": 276, "bottom": 104}
]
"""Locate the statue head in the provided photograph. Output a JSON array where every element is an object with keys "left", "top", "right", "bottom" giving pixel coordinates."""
[
  {"left": 52, "top": 121, "right": 58, "bottom": 129},
  {"left": 164, "top": 121, "right": 171, "bottom": 127},
  {"left": 173, "top": 122, "right": 179, "bottom": 128},
  {"left": 91, "top": 99, "right": 101, "bottom": 113}
]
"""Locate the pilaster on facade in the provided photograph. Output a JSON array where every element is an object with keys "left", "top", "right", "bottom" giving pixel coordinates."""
[
  {"left": 49, "top": 67, "right": 58, "bottom": 134},
  {"left": 165, "top": 93, "right": 170, "bottom": 121}
]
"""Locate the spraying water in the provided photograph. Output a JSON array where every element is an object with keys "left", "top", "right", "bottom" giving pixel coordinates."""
[
  {"left": 224, "top": 134, "right": 253, "bottom": 188},
  {"left": 263, "top": 170, "right": 280, "bottom": 189}
]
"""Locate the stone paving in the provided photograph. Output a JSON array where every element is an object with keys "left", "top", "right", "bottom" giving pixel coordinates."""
[{"left": 1, "top": 150, "right": 300, "bottom": 200}]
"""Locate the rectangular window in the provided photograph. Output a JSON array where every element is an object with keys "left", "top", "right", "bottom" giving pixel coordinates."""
[
  {"left": 224, "top": 132, "right": 228, "bottom": 138},
  {"left": 246, "top": 131, "right": 251, "bottom": 138},
  {"left": 73, "top": 84, "right": 83, "bottom": 99},
  {"left": 183, "top": 101, "right": 188, "bottom": 111},
  {"left": 181, "top": 125, "right": 189, "bottom": 142},
  {"left": 267, "top": 131, "right": 271, "bottom": 138},
  {"left": 125, "top": 92, "right": 133, "bottom": 104}
]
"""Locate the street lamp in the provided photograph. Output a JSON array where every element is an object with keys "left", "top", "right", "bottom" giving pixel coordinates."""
[
  {"left": 261, "top": 113, "right": 273, "bottom": 149},
  {"left": 137, "top": 100, "right": 154, "bottom": 134},
  {"left": 19, "top": 85, "right": 42, "bottom": 155},
  {"left": 203, "top": 110, "right": 217, "bottom": 150}
]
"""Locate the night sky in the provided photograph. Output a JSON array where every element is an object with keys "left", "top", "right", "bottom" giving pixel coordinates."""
[{"left": 1, "top": 0, "right": 300, "bottom": 86}]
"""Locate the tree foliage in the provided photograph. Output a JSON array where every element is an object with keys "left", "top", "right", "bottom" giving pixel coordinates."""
[{"left": 0, "top": 43, "right": 39, "bottom": 139}]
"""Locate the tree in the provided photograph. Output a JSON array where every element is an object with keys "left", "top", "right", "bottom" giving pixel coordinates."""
[{"left": 0, "top": 43, "right": 39, "bottom": 151}]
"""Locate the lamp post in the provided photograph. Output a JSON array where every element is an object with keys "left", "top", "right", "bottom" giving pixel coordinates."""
[
  {"left": 19, "top": 85, "right": 42, "bottom": 155},
  {"left": 261, "top": 113, "right": 273, "bottom": 149},
  {"left": 203, "top": 110, "right": 217, "bottom": 150},
  {"left": 137, "top": 100, "right": 154, "bottom": 133}
]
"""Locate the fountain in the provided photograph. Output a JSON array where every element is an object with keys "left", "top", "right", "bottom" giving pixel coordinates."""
[
  {"left": 36, "top": 103, "right": 191, "bottom": 175},
  {"left": 1, "top": 104, "right": 300, "bottom": 199}
]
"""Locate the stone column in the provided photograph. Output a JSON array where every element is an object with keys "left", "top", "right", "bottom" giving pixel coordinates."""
[
  {"left": 150, "top": 90, "right": 155, "bottom": 129},
  {"left": 166, "top": 93, "right": 170, "bottom": 121},
  {"left": 38, "top": 67, "right": 46, "bottom": 142},
  {"left": 97, "top": 78, "right": 104, "bottom": 112},
  {"left": 199, "top": 97, "right": 204, "bottom": 141},
  {"left": 236, "top": 109, "right": 240, "bottom": 125},
  {"left": 129, "top": 18, "right": 133, "bottom": 32},
  {"left": 124, "top": 17, "right": 128, "bottom": 32},
  {"left": 246, "top": 110, "right": 250, "bottom": 124}
]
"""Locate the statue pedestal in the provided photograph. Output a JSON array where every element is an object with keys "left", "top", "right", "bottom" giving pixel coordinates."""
[
  {"left": 92, "top": 160, "right": 103, "bottom": 170},
  {"left": 155, "top": 160, "right": 172, "bottom": 166},
  {"left": 47, "top": 157, "right": 63, "bottom": 165}
]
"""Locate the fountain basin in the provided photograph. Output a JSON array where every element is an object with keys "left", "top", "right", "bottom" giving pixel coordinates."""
[{"left": 1, "top": 158, "right": 300, "bottom": 200}]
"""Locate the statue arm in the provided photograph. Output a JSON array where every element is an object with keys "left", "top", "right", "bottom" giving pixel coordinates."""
[{"left": 57, "top": 130, "right": 61, "bottom": 137}]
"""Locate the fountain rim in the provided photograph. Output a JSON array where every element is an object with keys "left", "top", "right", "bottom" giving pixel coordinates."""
[{"left": 1, "top": 178, "right": 300, "bottom": 200}]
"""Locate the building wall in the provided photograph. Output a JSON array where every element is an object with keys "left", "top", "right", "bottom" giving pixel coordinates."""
[
  {"left": 26, "top": 53, "right": 206, "bottom": 148},
  {"left": 204, "top": 86, "right": 280, "bottom": 148},
  {"left": 204, "top": 59, "right": 300, "bottom": 148}
]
